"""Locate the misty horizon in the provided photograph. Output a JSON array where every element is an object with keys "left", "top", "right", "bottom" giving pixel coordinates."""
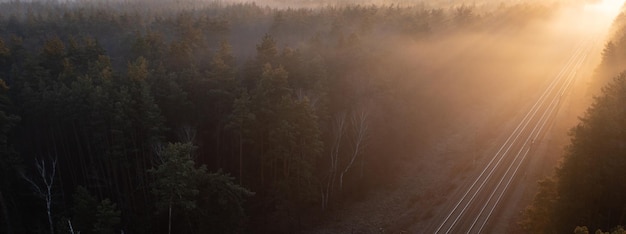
[{"left": 0, "top": 0, "right": 624, "bottom": 233}]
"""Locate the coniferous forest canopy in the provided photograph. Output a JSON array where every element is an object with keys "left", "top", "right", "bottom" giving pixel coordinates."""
[{"left": 0, "top": 0, "right": 604, "bottom": 233}]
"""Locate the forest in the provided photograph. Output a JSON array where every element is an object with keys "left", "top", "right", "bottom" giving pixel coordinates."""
[
  {"left": 520, "top": 4, "right": 626, "bottom": 234},
  {"left": 0, "top": 0, "right": 562, "bottom": 233}
]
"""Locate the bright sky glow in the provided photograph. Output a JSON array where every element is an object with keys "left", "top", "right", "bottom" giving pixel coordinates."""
[
  {"left": 588, "top": 0, "right": 624, "bottom": 15},
  {"left": 566, "top": 0, "right": 626, "bottom": 36}
]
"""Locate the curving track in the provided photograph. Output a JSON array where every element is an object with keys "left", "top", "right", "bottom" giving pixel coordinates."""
[{"left": 427, "top": 37, "right": 596, "bottom": 234}]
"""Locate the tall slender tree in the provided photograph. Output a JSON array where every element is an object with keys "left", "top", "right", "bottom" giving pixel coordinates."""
[{"left": 149, "top": 142, "right": 205, "bottom": 234}]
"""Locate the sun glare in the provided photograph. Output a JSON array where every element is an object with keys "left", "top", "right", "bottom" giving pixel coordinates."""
[
  {"left": 572, "top": 0, "right": 626, "bottom": 35},
  {"left": 587, "top": 0, "right": 624, "bottom": 15}
]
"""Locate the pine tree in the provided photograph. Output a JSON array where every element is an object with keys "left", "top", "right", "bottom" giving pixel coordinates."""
[
  {"left": 256, "top": 34, "right": 278, "bottom": 67},
  {"left": 71, "top": 186, "right": 98, "bottom": 233},
  {"left": 226, "top": 90, "right": 255, "bottom": 185},
  {"left": 0, "top": 79, "right": 19, "bottom": 234},
  {"left": 196, "top": 170, "right": 253, "bottom": 234},
  {"left": 149, "top": 142, "right": 205, "bottom": 234},
  {"left": 40, "top": 36, "right": 66, "bottom": 79},
  {"left": 92, "top": 199, "right": 121, "bottom": 234}
]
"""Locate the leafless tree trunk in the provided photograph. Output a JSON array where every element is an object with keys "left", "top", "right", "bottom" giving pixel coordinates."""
[
  {"left": 322, "top": 113, "right": 346, "bottom": 210},
  {"left": 21, "top": 157, "right": 57, "bottom": 234},
  {"left": 67, "top": 219, "right": 75, "bottom": 234},
  {"left": 168, "top": 201, "right": 173, "bottom": 234},
  {"left": 178, "top": 125, "right": 197, "bottom": 144},
  {"left": 152, "top": 143, "right": 165, "bottom": 164},
  {"left": 339, "top": 110, "right": 369, "bottom": 192}
]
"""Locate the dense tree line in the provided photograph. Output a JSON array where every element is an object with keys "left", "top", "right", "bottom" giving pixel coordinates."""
[
  {"left": 520, "top": 6, "right": 626, "bottom": 234},
  {"left": 0, "top": 1, "right": 559, "bottom": 233}
]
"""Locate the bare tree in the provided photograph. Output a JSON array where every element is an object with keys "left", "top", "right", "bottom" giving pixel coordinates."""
[
  {"left": 320, "top": 109, "right": 370, "bottom": 209},
  {"left": 67, "top": 219, "right": 76, "bottom": 234},
  {"left": 177, "top": 125, "right": 197, "bottom": 144},
  {"left": 321, "top": 113, "right": 345, "bottom": 210},
  {"left": 339, "top": 110, "right": 369, "bottom": 192},
  {"left": 21, "top": 157, "right": 57, "bottom": 234},
  {"left": 152, "top": 143, "right": 165, "bottom": 164}
]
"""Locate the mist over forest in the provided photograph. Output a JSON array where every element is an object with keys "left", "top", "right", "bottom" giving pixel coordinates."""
[{"left": 0, "top": 0, "right": 624, "bottom": 233}]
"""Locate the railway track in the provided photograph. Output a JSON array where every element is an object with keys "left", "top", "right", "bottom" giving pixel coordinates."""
[{"left": 427, "top": 37, "right": 596, "bottom": 234}]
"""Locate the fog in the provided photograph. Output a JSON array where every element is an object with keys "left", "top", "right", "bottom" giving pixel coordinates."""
[
  {"left": 0, "top": 0, "right": 623, "bottom": 233},
  {"left": 321, "top": 0, "right": 622, "bottom": 141},
  {"left": 306, "top": 1, "right": 624, "bottom": 232}
]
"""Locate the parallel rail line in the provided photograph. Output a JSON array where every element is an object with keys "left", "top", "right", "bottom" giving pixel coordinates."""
[{"left": 429, "top": 37, "right": 595, "bottom": 234}]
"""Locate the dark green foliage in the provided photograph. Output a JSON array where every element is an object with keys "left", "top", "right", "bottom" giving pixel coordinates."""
[
  {"left": 0, "top": 1, "right": 560, "bottom": 233},
  {"left": 523, "top": 73, "right": 626, "bottom": 233},
  {"left": 40, "top": 36, "right": 66, "bottom": 79},
  {"left": 0, "top": 80, "right": 18, "bottom": 147},
  {"left": 149, "top": 142, "right": 204, "bottom": 213},
  {"left": 555, "top": 73, "right": 626, "bottom": 232},
  {"left": 225, "top": 90, "right": 255, "bottom": 185},
  {"left": 0, "top": 79, "right": 20, "bottom": 234},
  {"left": 519, "top": 178, "right": 557, "bottom": 233},
  {"left": 71, "top": 186, "right": 98, "bottom": 233},
  {"left": 131, "top": 31, "right": 166, "bottom": 64},
  {"left": 575, "top": 225, "right": 626, "bottom": 234},
  {"left": 256, "top": 34, "right": 279, "bottom": 67},
  {"left": 574, "top": 226, "right": 589, "bottom": 234},
  {"left": 92, "top": 199, "right": 121, "bottom": 234},
  {"left": 196, "top": 170, "right": 254, "bottom": 234},
  {"left": 149, "top": 142, "right": 253, "bottom": 233}
]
